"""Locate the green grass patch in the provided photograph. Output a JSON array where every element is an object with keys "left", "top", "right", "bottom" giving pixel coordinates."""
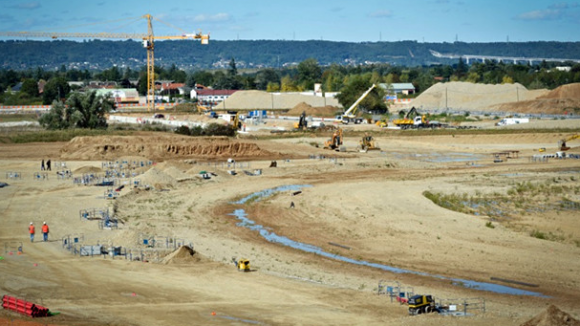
[{"left": 0, "top": 114, "right": 39, "bottom": 122}]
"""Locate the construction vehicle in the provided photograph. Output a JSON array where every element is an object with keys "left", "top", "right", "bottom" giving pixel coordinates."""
[
  {"left": 324, "top": 128, "right": 345, "bottom": 151},
  {"left": 359, "top": 133, "right": 380, "bottom": 152},
  {"left": 0, "top": 15, "right": 209, "bottom": 112},
  {"left": 392, "top": 107, "right": 444, "bottom": 129},
  {"left": 231, "top": 112, "right": 242, "bottom": 130},
  {"left": 341, "top": 84, "right": 376, "bottom": 124},
  {"left": 293, "top": 111, "right": 308, "bottom": 130},
  {"left": 408, "top": 294, "right": 437, "bottom": 315},
  {"left": 558, "top": 133, "right": 580, "bottom": 151},
  {"left": 232, "top": 257, "right": 250, "bottom": 272}
]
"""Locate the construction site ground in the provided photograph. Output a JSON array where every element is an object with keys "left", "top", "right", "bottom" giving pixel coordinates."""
[{"left": 1, "top": 118, "right": 580, "bottom": 326}]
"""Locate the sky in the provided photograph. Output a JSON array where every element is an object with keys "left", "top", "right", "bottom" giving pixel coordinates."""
[{"left": 0, "top": 0, "right": 579, "bottom": 43}]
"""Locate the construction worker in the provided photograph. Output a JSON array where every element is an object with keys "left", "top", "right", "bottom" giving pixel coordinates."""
[
  {"left": 28, "top": 222, "right": 35, "bottom": 242},
  {"left": 42, "top": 222, "right": 49, "bottom": 242}
]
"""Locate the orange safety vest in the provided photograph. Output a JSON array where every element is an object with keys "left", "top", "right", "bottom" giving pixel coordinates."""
[
  {"left": 29, "top": 225, "right": 35, "bottom": 234},
  {"left": 42, "top": 224, "right": 49, "bottom": 233}
]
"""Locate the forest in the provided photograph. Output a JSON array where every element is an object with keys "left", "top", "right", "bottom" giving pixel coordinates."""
[{"left": 1, "top": 41, "right": 580, "bottom": 108}]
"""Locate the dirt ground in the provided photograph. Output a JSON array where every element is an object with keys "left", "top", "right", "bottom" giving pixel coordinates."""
[{"left": 1, "top": 119, "right": 580, "bottom": 326}]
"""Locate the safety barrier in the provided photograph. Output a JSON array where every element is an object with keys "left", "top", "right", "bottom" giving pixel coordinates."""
[
  {"left": 377, "top": 280, "right": 414, "bottom": 304},
  {"left": 1, "top": 295, "right": 50, "bottom": 318},
  {"left": 4, "top": 242, "right": 23, "bottom": 255},
  {"left": 5, "top": 172, "right": 22, "bottom": 179},
  {"left": 33, "top": 172, "right": 49, "bottom": 180}
]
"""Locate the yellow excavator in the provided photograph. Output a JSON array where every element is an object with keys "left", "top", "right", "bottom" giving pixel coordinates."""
[
  {"left": 359, "top": 133, "right": 380, "bottom": 152},
  {"left": 324, "top": 128, "right": 345, "bottom": 151},
  {"left": 293, "top": 111, "right": 308, "bottom": 130},
  {"left": 559, "top": 133, "right": 580, "bottom": 151}
]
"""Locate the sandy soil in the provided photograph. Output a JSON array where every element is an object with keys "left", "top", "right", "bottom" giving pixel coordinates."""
[{"left": 1, "top": 120, "right": 580, "bottom": 326}]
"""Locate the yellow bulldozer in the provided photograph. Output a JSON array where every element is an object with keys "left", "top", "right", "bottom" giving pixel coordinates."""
[{"left": 359, "top": 133, "right": 380, "bottom": 152}]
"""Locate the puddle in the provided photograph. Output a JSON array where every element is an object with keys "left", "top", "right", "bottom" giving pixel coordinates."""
[
  {"left": 218, "top": 315, "right": 264, "bottom": 325},
  {"left": 389, "top": 152, "right": 486, "bottom": 164},
  {"left": 230, "top": 185, "right": 546, "bottom": 297}
]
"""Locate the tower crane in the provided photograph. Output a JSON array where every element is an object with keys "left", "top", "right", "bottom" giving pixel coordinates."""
[{"left": 0, "top": 14, "right": 209, "bottom": 111}]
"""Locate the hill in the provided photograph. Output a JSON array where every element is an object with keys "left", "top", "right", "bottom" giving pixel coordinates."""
[{"left": 1, "top": 39, "right": 580, "bottom": 70}]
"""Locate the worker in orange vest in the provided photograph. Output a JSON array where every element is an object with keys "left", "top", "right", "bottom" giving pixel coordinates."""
[
  {"left": 42, "top": 222, "right": 49, "bottom": 242},
  {"left": 28, "top": 222, "right": 35, "bottom": 242}
]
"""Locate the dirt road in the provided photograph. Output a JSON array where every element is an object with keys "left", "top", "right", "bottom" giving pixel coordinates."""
[{"left": 1, "top": 126, "right": 579, "bottom": 325}]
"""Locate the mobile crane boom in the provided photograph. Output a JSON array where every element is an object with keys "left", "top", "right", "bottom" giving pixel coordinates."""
[{"left": 341, "top": 84, "right": 376, "bottom": 124}]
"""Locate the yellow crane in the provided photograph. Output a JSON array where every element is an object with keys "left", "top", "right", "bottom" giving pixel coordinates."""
[{"left": 0, "top": 14, "right": 209, "bottom": 111}]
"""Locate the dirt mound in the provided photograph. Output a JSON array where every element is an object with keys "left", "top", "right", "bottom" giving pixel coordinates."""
[
  {"left": 60, "top": 135, "right": 274, "bottom": 161},
  {"left": 162, "top": 166, "right": 194, "bottom": 181},
  {"left": 287, "top": 102, "right": 340, "bottom": 117},
  {"left": 213, "top": 90, "right": 341, "bottom": 110},
  {"left": 410, "top": 82, "right": 548, "bottom": 112},
  {"left": 521, "top": 305, "right": 580, "bottom": 326},
  {"left": 73, "top": 166, "right": 102, "bottom": 174},
  {"left": 162, "top": 245, "right": 202, "bottom": 264},
  {"left": 137, "top": 167, "right": 176, "bottom": 189},
  {"left": 491, "top": 83, "right": 580, "bottom": 114},
  {"left": 538, "top": 83, "right": 580, "bottom": 100}
]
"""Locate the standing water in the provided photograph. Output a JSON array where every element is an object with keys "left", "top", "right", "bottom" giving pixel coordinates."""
[{"left": 230, "top": 185, "right": 546, "bottom": 297}]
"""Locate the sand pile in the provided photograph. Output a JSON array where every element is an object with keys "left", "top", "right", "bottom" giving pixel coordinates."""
[
  {"left": 73, "top": 166, "right": 103, "bottom": 174},
  {"left": 162, "top": 245, "right": 201, "bottom": 265},
  {"left": 213, "top": 90, "right": 341, "bottom": 110},
  {"left": 410, "top": 82, "right": 548, "bottom": 112},
  {"left": 287, "top": 102, "right": 340, "bottom": 117},
  {"left": 162, "top": 166, "right": 194, "bottom": 181},
  {"left": 521, "top": 305, "right": 580, "bottom": 326},
  {"left": 137, "top": 167, "right": 176, "bottom": 189},
  {"left": 60, "top": 135, "right": 274, "bottom": 161},
  {"left": 493, "top": 83, "right": 580, "bottom": 114}
]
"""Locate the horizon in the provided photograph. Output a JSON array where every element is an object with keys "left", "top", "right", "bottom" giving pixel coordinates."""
[{"left": 0, "top": 0, "right": 578, "bottom": 43}]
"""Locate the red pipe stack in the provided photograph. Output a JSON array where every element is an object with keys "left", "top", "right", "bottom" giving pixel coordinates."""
[{"left": 2, "top": 295, "right": 50, "bottom": 318}]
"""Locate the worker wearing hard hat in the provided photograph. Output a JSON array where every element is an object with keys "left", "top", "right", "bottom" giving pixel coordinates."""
[
  {"left": 28, "top": 222, "right": 35, "bottom": 242},
  {"left": 42, "top": 222, "right": 49, "bottom": 242}
]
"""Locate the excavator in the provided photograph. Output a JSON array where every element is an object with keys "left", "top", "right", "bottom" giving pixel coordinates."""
[
  {"left": 359, "top": 133, "right": 380, "bottom": 152},
  {"left": 340, "top": 84, "right": 376, "bottom": 124},
  {"left": 558, "top": 133, "right": 580, "bottom": 151},
  {"left": 293, "top": 111, "right": 308, "bottom": 130},
  {"left": 324, "top": 128, "right": 345, "bottom": 151}
]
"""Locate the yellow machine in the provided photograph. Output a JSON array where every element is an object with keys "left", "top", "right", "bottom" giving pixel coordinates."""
[
  {"left": 231, "top": 112, "right": 242, "bottom": 130},
  {"left": 359, "top": 133, "right": 380, "bottom": 152},
  {"left": 408, "top": 294, "right": 437, "bottom": 315},
  {"left": 232, "top": 257, "right": 250, "bottom": 272},
  {"left": 392, "top": 107, "right": 426, "bottom": 129},
  {"left": 559, "top": 133, "right": 580, "bottom": 151},
  {"left": 324, "top": 128, "right": 344, "bottom": 151},
  {"left": 293, "top": 111, "right": 308, "bottom": 130}
]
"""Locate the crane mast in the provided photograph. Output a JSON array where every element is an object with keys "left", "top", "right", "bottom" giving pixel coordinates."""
[{"left": 0, "top": 14, "right": 209, "bottom": 111}]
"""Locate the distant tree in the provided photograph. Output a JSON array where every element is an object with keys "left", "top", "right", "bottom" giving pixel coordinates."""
[
  {"left": 39, "top": 91, "right": 115, "bottom": 130},
  {"left": 254, "top": 68, "right": 280, "bottom": 90},
  {"left": 228, "top": 58, "right": 238, "bottom": 77},
  {"left": 501, "top": 75, "right": 514, "bottom": 84},
  {"left": 191, "top": 71, "right": 214, "bottom": 87},
  {"left": 137, "top": 74, "right": 148, "bottom": 96},
  {"left": 297, "top": 58, "right": 321, "bottom": 90},
  {"left": 280, "top": 75, "right": 300, "bottom": 92},
  {"left": 42, "top": 76, "right": 70, "bottom": 104},
  {"left": 20, "top": 78, "right": 39, "bottom": 97}
]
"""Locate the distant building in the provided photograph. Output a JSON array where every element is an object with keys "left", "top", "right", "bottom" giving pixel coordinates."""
[
  {"left": 379, "top": 83, "right": 416, "bottom": 95},
  {"left": 157, "top": 82, "right": 191, "bottom": 96},
  {"left": 94, "top": 88, "right": 140, "bottom": 104},
  {"left": 191, "top": 89, "right": 238, "bottom": 106}
]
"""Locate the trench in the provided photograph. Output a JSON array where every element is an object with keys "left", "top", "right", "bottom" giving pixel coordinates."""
[{"left": 230, "top": 185, "right": 546, "bottom": 297}]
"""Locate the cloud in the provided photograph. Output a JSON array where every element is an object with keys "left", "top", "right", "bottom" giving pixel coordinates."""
[
  {"left": 516, "top": 9, "right": 563, "bottom": 20},
  {"left": 369, "top": 10, "right": 393, "bottom": 18},
  {"left": 10, "top": 2, "right": 40, "bottom": 9},
  {"left": 193, "top": 13, "right": 232, "bottom": 23}
]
